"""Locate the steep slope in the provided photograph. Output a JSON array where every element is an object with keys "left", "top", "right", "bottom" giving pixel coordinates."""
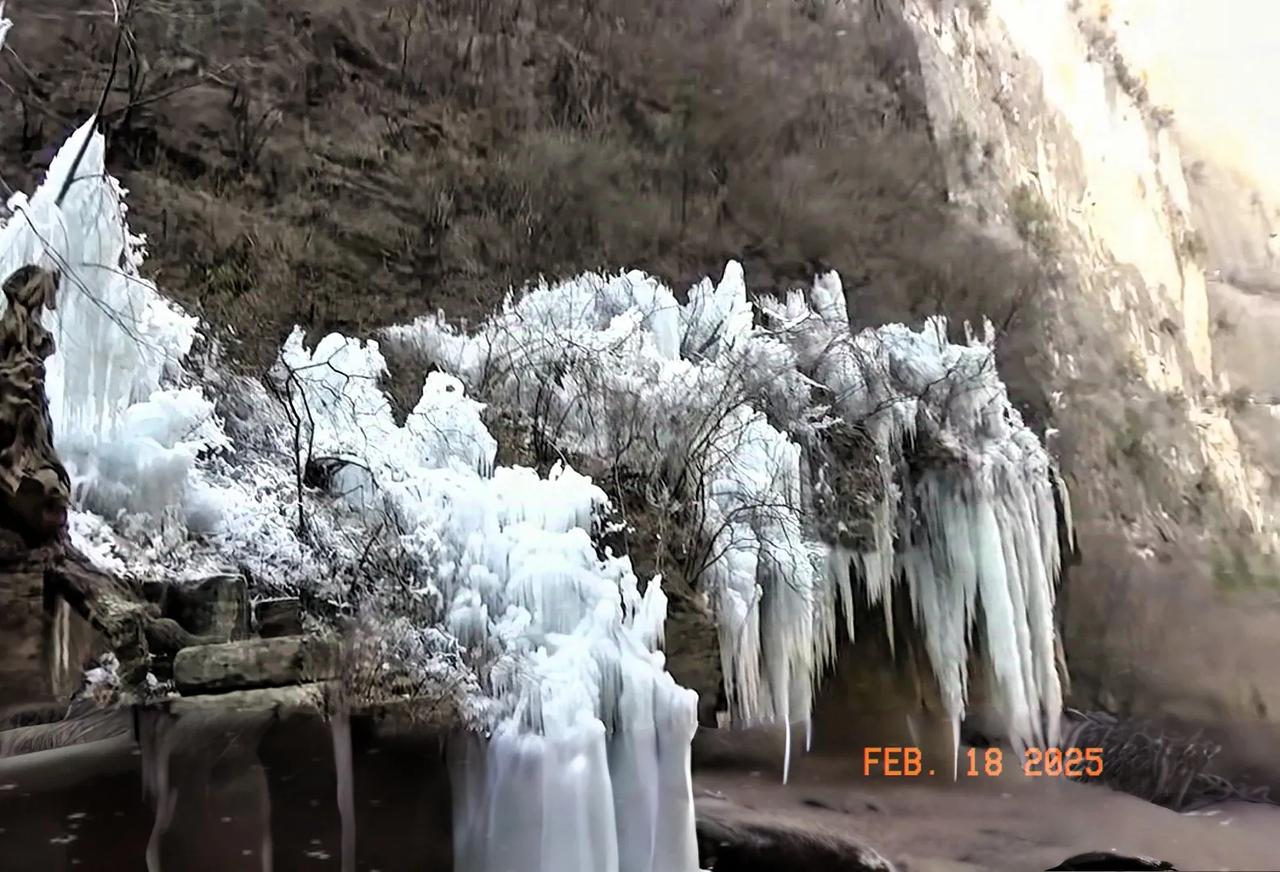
[
  {"left": 3, "top": 0, "right": 1276, "bottom": 806},
  {"left": 893, "top": 0, "right": 1280, "bottom": 785},
  {"left": 0, "top": 0, "right": 952, "bottom": 368}
]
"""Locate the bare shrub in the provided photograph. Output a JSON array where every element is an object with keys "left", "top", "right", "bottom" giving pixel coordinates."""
[
  {"left": 1061, "top": 708, "right": 1244, "bottom": 811},
  {"left": 1178, "top": 227, "right": 1208, "bottom": 264},
  {"left": 1221, "top": 385, "right": 1253, "bottom": 414},
  {"left": 332, "top": 598, "right": 479, "bottom": 727},
  {"left": 1010, "top": 182, "right": 1059, "bottom": 260}
]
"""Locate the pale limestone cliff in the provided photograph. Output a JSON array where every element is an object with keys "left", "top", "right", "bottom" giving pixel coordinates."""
[{"left": 885, "top": 0, "right": 1279, "bottom": 776}]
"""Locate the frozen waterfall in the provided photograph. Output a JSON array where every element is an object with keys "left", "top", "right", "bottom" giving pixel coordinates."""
[
  {"left": 0, "top": 117, "right": 219, "bottom": 526},
  {"left": 2, "top": 97, "right": 702, "bottom": 872},
  {"left": 389, "top": 261, "right": 1071, "bottom": 772},
  {"left": 5, "top": 7, "right": 1067, "bottom": 863},
  {"left": 276, "top": 330, "right": 701, "bottom": 872}
]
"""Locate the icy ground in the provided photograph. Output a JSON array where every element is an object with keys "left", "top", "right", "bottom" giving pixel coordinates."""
[{"left": 0, "top": 12, "right": 1068, "bottom": 869}]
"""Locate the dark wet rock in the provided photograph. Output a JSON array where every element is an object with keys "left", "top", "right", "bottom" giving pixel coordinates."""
[
  {"left": 801, "top": 797, "right": 843, "bottom": 813},
  {"left": 1046, "top": 851, "right": 1177, "bottom": 871},
  {"left": 696, "top": 796, "right": 894, "bottom": 872},
  {"left": 0, "top": 565, "right": 57, "bottom": 711},
  {"left": 254, "top": 596, "right": 303, "bottom": 638},
  {"left": 173, "top": 635, "right": 339, "bottom": 695},
  {"left": 665, "top": 590, "right": 723, "bottom": 725},
  {"left": 146, "top": 617, "right": 215, "bottom": 657},
  {"left": 0, "top": 267, "right": 69, "bottom": 545},
  {"left": 146, "top": 574, "right": 250, "bottom": 641}
]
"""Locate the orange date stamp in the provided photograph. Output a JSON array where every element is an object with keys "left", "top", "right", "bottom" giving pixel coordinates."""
[{"left": 862, "top": 746, "right": 1104, "bottom": 778}]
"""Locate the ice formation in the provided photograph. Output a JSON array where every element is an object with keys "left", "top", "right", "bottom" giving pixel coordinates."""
[
  {"left": 277, "top": 330, "right": 700, "bottom": 872},
  {"left": 387, "top": 261, "right": 1071, "bottom": 772},
  {"left": 4, "top": 5, "right": 1067, "bottom": 865},
  {"left": 0, "top": 116, "right": 221, "bottom": 525},
  {"left": 2, "top": 112, "right": 701, "bottom": 868},
  {"left": 0, "top": 6, "right": 703, "bottom": 863}
]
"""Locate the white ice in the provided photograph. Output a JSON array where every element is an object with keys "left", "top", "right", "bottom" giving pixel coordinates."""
[
  {"left": 390, "top": 261, "right": 1070, "bottom": 769},
  {"left": 1, "top": 109, "right": 703, "bottom": 865},
  {"left": 0, "top": 118, "right": 218, "bottom": 526},
  {"left": 278, "top": 330, "right": 700, "bottom": 872},
  {"left": 6, "top": 5, "right": 1067, "bottom": 864}
]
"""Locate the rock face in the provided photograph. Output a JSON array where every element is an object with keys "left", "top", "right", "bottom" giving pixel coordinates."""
[
  {"left": 877, "top": 0, "right": 1280, "bottom": 782},
  {"left": 0, "top": 562, "right": 60, "bottom": 712},
  {"left": 167, "top": 683, "right": 328, "bottom": 718},
  {"left": 145, "top": 575, "right": 251, "bottom": 641},
  {"left": 1047, "top": 851, "right": 1176, "bottom": 871},
  {"left": 173, "top": 636, "right": 339, "bottom": 695},
  {"left": 253, "top": 596, "right": 303, "bottom": 639},
  {"left": 0, "top": 266, "right": 85, "bottom": 714},
  {"left": 0, "top": 266, "right": 69, "bottom": 544}
]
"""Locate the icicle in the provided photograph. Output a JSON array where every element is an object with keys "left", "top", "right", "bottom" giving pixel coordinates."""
[
  {"left": 782, "top": 717, "right": 792, "bottom": 786},
  {"left": 331, "top": 711, "right": 356, "bottom": 872},
  {"left": 255, "top": 751, "right": 273, "bottom": 872},
  {"left": 379, "top": 259, "right": 1069, "bottom": 788},
  {"left": 950, "top": 713, "right": 961, "bottom": 782},
  {"left": 139, "top": 712, "right": 178, "bottom": 872}
]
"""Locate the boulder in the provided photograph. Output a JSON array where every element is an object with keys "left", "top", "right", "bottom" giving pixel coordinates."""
[
  {"left": 1047, "top": 852, "right": 1177, "bottom": 871},
  {"left": 696, "top": 795, "right": 894, "bottom": 872},
  {"left": 0, "top": 554, "right": 110, "bottom": 713},
  {"left": 144, "top": 574, "right": 250, "bottom": 641},
  {"left": 254, "top": 596, "right": 302, "bottom": 638},
  {"left": 0, "top": 568, "right": 55, "bottom": 712},
  {"left": 167, "top": 682, "right": 329, "bottom": 718},
  {"left": 173, "top": 635, "right": 338, "bottom": 695}
]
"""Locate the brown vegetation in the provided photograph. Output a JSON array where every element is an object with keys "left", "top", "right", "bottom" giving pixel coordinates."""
[{"left": 1, "top": 0, "right": 1044, "bottom": 369}]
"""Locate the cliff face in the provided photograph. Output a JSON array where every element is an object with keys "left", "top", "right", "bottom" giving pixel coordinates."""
[
  {"left": 893, "top": 0, "right": 1280, "bottom": 771},
  {"left": 1191, "top": 166, "right": 1280, "bottom": 524}
]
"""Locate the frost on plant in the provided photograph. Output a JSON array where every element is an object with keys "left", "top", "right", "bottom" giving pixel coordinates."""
[
  {"left": 5, "top": 107, "right": 700, "bottom": 872},
  {"left": 275, "top": 328, "right": 699, "bottom": 872},
  {"left": 389, "top": 261, "right": 1072, "bottom": 776}
]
